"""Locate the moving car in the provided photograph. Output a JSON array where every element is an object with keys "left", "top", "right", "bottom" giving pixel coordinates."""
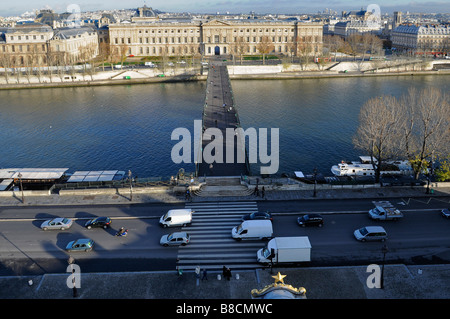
[
  {"left": 354, "top": 226, "right": 387, "bottom": 242},
  {"left": 160, "top": 232, "right": 190, "bottom": 246},
  {"left": 41, "top": 218, "right": 73, "bottom": 231},
  {"left": 66, "top": 238, "right": 94, "bottom": 252},
  {"left": 85, "top": 216, "right": 112, "bottom": 229},
  {"left": 159, "top": 209, "right": 193, "bottom": 228},
  {"left": 442, "top": 208, "right": 450, "bottom": 219},
  {"left": 297, "top": 214, "right": 324, "bottom": 227},
  {"left": 242, "top": 212, "right": 272, "bottom": 221}
]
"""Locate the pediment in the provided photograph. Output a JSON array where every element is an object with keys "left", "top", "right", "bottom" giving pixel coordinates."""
[{"left": 202, "top": 19, "right": 232, "bottom": 27}]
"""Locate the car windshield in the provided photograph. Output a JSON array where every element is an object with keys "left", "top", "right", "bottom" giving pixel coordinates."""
[
  {"left": 62, "top": 218, "right": 69, "bottom": 224},
  {"left": 236, "top": 224, "right": 244, "bottom": 233},
  {"left": 359, "top": 227, "right": 368, "bottom": 235},
  {"left": 303, "top": 215, "right": 309, "bottom": 220},
  {"left": 262, "top": 248, "right": 271, "bottom": 259},
  {"left": 167, "top": 234, "right": 174, "bottom": 241}
]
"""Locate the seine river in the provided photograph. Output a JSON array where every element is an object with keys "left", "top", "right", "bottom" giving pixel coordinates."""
[{"left": 1, "top": 74, "right": 448, "bottom": 178}]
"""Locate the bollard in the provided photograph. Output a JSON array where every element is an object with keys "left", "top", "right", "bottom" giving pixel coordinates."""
[
  {"left": 236, "top": 274, "right": 239, "bottom": 280},
  {"left": 217, "top": 274, "right": 221, "bottom": 280}
]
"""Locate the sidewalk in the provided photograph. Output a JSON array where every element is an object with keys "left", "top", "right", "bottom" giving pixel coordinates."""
[
  {"left": 0, "top": 184, "right": 449, "bottom": 207},
  {"left": 2, "top": 264, "right": 450, "bottom": 299}
]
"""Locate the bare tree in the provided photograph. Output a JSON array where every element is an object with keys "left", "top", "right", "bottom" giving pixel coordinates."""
[
  {"left": 398, "top": 88, "right": 450, "bottom": 179},
  {"left": 352, "top": 95, "right": 403, "bottom": 182},
  {"left": 256, "top": 36, "right": 274, "bottom": 65},
  {"left": 230, "top": 36, "right": 249, "bottom": 65}
]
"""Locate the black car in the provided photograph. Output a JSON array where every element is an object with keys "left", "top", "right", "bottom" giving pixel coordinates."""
[
  {"left": 297, "top": 214, "right": 323, "bottom": 227},
  {"left": 84, "top": 217, "right": 112, "bottom": 229},
  {"left": 242, "top": 212, "right": 272, "bottom": 221}
]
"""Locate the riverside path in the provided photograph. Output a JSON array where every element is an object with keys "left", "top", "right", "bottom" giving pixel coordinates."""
[{"left": 196, "top": 58, "right": 250, "bottom": 177}]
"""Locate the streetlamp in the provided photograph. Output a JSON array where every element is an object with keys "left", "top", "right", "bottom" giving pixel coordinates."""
[
  {"left": 18, "top": 172, "right": 24, "bottom": 203},
  {"left": 380, "top": 244, "right": 389, "bottom": 289},
  {"left": 128, "top": 170, "right": 133, "bottom": 201},
  {"left": 313, "top": 167, "right": 317, "bottom": 197}
]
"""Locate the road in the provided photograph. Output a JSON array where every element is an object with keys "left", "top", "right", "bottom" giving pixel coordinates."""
[{"left": 0, "top": 197, "right": 449, "bottom": 275}]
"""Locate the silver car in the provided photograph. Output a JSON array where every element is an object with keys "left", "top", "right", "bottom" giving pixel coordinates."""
[
  {"left": 41, "top": 218, "right": 73, "bottom": 231},
  {"left": 160, "top": 232, "right": 190, "bottom": 247}
]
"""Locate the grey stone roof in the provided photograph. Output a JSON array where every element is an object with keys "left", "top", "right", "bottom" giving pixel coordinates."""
[{"left": 52, "top": 26, "right": 96, "bottom": 40}]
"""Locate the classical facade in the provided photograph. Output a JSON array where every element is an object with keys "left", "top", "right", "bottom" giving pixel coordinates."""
[
  {"left": 108, "top": 18, "right": 323, "bottom": 58},
  {"left": 0, "top": 23, "right": 54, "bottom": 66},
  {"left": 391, "top": 24, "right": 450, "bottom": 54},
  {"left": 49, "top": 26, "right": 99, "bottom": 62}
]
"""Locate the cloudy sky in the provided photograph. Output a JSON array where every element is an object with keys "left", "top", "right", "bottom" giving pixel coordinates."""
[{"left": 2, "top": 0, "right": 449, "bottom": 16}]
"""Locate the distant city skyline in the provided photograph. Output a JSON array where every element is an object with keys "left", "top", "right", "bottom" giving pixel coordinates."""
[{"left": 2, "top": 0, "right": 449, "bottom": 17}]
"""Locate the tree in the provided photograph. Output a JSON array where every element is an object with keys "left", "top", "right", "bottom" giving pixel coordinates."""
[
  {"left": 352, "top": 95, "right": 403, "bottom": 183},
  {"left": 398, "top": 88, "right": 450, "bottom": 179},
  {"left": 256, "top": 36, "right": 274, "bottom": 65},
  {"left": 230, "top": 36, "right": 249, "bottom": 65}
]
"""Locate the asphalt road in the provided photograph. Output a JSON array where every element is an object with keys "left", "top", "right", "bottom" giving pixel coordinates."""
[{"left": 0, "top": 198, "right": 449, "bottom": 275}]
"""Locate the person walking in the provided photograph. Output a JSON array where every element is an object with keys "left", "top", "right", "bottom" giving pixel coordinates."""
[
  {"left": 254, "top": 185, "right": 259, "bottom": 197},
  {"left": 261, "top": 186, "right": 265, "bottom": 199},
  {"left": 201, "top": 269, "right": 208, "bottom": 281},
  {"left": 226, "top": 267, "right": 232, "bottom": 281}
]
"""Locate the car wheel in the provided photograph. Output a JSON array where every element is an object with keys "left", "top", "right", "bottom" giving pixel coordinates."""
[
  {"left": 318, "top": 223, "right": 323, "bottom": 227},
  {"left": 163, "top": 244, "right": 168, "bottom": 247},
  {"left": 42, "top": 227, "right": 47, "bottom": 231},
  {"left": 87, "top": 226, "right": 91, "bottom": 229},
  {"left": 181, "top": 243, "right": 186, "bottom": 246},
  {"left": 103, "top": 225, "right": 108, "bottom": 229},
  {"left": 302, "top": 224, "right": 306, "bottom": 227},
  {"left": 60, "top": 227, "right": 65, "bottom": 231}
]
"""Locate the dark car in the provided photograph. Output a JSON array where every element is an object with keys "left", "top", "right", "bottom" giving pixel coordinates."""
[
  {"left": 442, "top": 209, "right": 450, "bottom": 219},
  {"left": 297, "top": 214, "right": 324, "bottom": 227},
  {"left": 84, "top": 217, "right": 112, "bottom": 229},
  {"left": 242, "top": 212, "right": 272, "bottom": 221}
]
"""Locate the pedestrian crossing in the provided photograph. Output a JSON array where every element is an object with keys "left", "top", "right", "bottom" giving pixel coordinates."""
[{"left": 176, "top": 201, "right": 267, "bottom": 271}]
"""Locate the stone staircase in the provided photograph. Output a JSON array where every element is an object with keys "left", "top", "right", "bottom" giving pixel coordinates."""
[{"left": 193, "top": 177, "right": 254, "bottom": 197}]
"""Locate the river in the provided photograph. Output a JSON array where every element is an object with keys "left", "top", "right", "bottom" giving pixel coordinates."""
[{"left": 0, "top": 74, "right": 448, "bottom": 178}]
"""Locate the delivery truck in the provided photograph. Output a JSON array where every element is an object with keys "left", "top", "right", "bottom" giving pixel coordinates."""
[
  {"left": 369, "top": 205, "right": 403, "bottom": 221},
  {"left": 256, "top": 236, "right": 311, "bottom": 265}
]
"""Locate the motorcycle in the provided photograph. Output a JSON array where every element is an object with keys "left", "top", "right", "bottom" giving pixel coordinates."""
[{"left": 115, "top": 228, "right": 128, "bottom": 237}]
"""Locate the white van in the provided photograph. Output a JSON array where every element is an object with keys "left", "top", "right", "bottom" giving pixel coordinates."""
[
  {"left": 159, "top": 209, "right": 193, "bottom": 228},
  {"left": 354, "top": 226, "right": 387, "bottom": 242},
  {"left": 231, "top": 220, "right": 273, "bottom": 241},
  {"left": 145, "top": 62, "right": 156, "bottom": 67}
]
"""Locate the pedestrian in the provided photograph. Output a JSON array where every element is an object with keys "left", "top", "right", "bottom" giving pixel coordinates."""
[
  {"left": 222, "top": 266, "right": 227, "bottom": 280},
  {"left": 226, "top": 267, "right": 232, "bottom": 281},
  {"left": 254, "top": 185, "right": 259, "bottom": 197},
  {"left": 201, "top": 269, "right": 208, "bottom": 281},
  {"left": 261, "top": 186, "right": 265, "bottom": 199},
  {"left": 195, "top": 265, "right": 200, "bottom": 279}
]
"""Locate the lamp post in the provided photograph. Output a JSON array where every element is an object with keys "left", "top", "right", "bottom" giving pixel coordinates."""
[
  {"left": 313, "top": 167, "right": 317, "bottom": 197},
  {"left": 128, "top": 170, "right": 133, "bottom": 201},
  {"left": 380, "top": 244, "right": 388, "bottom": 289},
  {"left": 18, "top": 172, "right": 24, "bottom": 203}
]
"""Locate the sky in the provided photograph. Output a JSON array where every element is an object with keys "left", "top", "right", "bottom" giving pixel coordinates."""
[{"left": 2, "top": 0, "right": 450, "bottom": 17}]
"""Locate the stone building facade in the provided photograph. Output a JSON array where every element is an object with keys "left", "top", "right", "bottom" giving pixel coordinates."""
[
  {"left": 108, "top": 18, "right": 323, "bottom": 58},
  {"left": 391, "top": 24, "right": 450, "bottom": 54}
]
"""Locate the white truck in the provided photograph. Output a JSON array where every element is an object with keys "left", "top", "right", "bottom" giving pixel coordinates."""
[
  {"left": 159, "top": 209, "right": 193, "bottom": 228},
  {"left": 369, "top": 205, "right": 403, "bottom": 221},
  {"left": 257, "top": 237, "right": 311, "bottom": 265}
]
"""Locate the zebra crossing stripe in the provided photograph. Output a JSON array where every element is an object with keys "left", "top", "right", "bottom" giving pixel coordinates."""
[{"left": 176, "top": 201, "right": 266, "bottom": 270}]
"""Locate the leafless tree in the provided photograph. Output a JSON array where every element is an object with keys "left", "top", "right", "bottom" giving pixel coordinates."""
[
  {"left": 230, "top": 36, "right": 249, "bottom": 65},
  {"left": 256, "top": 36, "right": 274, "bottom": 65},
  {"left": 352, "top": 95, "right": 403, "bottom": 182},
  {"left": 398, "top": 88, "right": 450, "bottom": 179}
]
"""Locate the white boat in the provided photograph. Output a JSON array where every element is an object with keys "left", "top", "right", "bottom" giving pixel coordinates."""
[{"left": 331, "top": 156, "right": 413, "bottom": 177}]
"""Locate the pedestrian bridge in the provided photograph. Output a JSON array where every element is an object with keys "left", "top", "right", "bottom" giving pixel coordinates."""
[{"left": 196, "top": 58, "right": 250, "bottom": 178}]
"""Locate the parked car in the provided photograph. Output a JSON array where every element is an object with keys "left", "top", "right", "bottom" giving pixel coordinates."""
[
  {"left": 442, "top": 208, "right": 450, "bottom": 219},
  {"left": 85, "top": 217, "right": 112, "bottom": 229},
  {"left": 160, "top": 232, "right": 190, "bottom": 247},
  {"left": 41, "top": 218, "right": 73, "bottom": 231},
  {"left": 242, "top": 212, "right": 272, "bottom": 221},
  {"left": 66, "top": 238, "right": 94, "bottom": 252},
  {"left": 297, "top": 214, "right": 324, "bottom": 227}
]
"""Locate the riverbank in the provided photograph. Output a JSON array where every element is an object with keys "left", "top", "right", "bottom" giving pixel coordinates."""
[{"left": 1, "top": 61, "right": 449, "bottom": 90}]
